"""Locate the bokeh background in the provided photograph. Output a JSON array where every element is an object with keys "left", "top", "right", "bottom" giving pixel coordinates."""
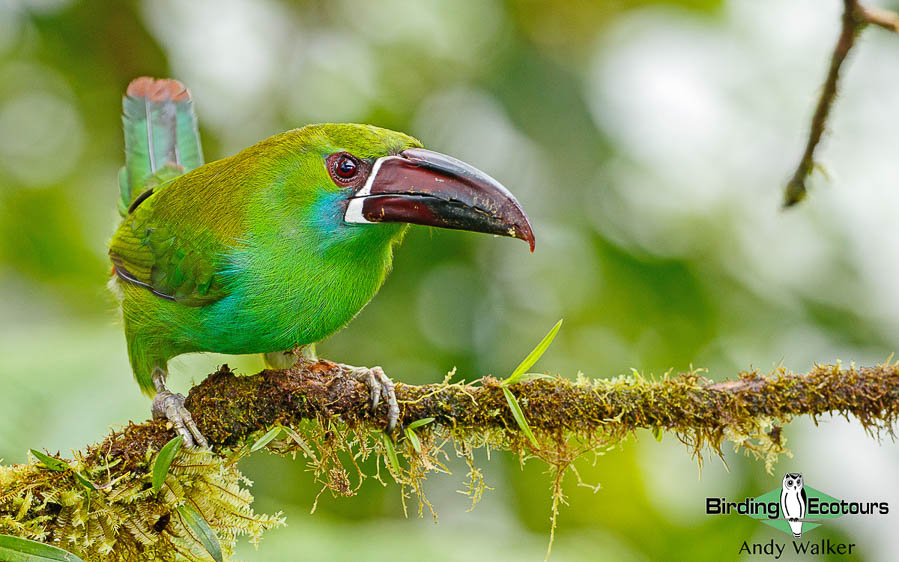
[{"left": 2, "top": 0, "right": 899, "bottom": 559}]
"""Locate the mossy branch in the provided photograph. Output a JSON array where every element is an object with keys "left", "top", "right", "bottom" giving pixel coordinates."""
[
  {"left": 95, "top": 359, "right": 899, "bottom": 460},
  {"left": 2, "top": 359, "right": 899, "bottom": 560}
]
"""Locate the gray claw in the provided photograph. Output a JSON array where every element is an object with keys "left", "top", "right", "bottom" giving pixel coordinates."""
[
  {"left": 348, "top": 366, "right": 399, "bottom": 433},
  {"left": 152, "top": 390, "right": 209, "bottom": 449}
]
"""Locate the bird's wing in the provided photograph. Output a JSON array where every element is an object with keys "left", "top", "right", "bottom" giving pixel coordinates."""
[
  {"left": 112, "top": 77, "right": 243, "bottom": 307},
  {"left": 109, "top": 180, "right": 230, "bottom": 307}
]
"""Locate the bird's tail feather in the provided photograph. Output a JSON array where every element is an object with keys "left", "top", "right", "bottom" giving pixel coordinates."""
[{"left": 118, "top": 77, "right": 204, "bottom": 216}]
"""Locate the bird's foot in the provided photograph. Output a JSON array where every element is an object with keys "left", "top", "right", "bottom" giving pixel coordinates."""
[
  {"left": 152, "top": 390, "right": 209, "bottom": 449},
  {"left": 345, "top": 365, "right": 399, "bottom": 433}
]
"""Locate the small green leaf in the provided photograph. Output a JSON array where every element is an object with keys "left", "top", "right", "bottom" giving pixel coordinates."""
[
  {"left": 250, "top": 427, "right": 282, "bottom": 453},
  {"left": 404, "top": 428, "right": 421, "bottom": 453},
  {"left": 502, "top": 387, "right": 539, "bottom": 448},
  {"left": 176, "top": 504, "right": 223, "bottom": 562},
  {"left": 406, "top": 417, "right": 435, "bottom": 430},
  {"left": 279, "top": 425, "right": 317, "bottom": 461},
  {"left": 152, "top": 436, "right": 183, "bottom": 493},
  {"left": 0, "top": 534, "right": 84, "bottom": 561},
  {"left": 380, "top": 432, "right": 401, "bottom": 476},
  {"left": 73, "top": 472, "right": 96, "bottom": 492},
  {"left": 404, "top": 418, "right": 435, "bottom": 453},
  {"left": 505, "top": 319, "right": 562, "bottom": 386},
  {"left": 227, "top": 444, "right": 251, "bottom": 465},
  {"left": 31, "top": 448, "right": 94, "bottom": 494},
  {"left": 652, "top": 425, "right": 663, "bottom": 442},
  {"left": 30, "top": 449, "right": 70, "bottom": 472},
  {"left": 514, "top": 373, "right": 555, "bottom": 383}
]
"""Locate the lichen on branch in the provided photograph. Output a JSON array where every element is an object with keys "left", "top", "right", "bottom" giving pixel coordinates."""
[{"left": 2, "top": 359, "right": 899, "bottom": 561}]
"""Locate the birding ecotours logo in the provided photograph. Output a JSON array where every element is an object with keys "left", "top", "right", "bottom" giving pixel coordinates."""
[{"left": 705, "top": 473, "right": 889, "bottom": 538}]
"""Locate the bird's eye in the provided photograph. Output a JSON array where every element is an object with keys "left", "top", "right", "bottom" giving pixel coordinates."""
[
  {"left": 787, "top": 480, "right": 793, "bottom": 486},
  {"left": 335, "top": 155, "right": 357, "bottom": 179}
]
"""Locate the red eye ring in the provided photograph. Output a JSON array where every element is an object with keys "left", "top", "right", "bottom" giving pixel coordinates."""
[{"left": 334, "top": 155, "right": 358, "bottom": 179}]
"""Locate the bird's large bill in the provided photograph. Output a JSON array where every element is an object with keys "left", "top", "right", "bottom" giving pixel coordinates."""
[{"left": 344, "top": 148, "right": 535, "bottom": 251}]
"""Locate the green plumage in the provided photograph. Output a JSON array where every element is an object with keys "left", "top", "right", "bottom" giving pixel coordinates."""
[{"left": 111, "top": 78, "right": 419, "bottom": 394}]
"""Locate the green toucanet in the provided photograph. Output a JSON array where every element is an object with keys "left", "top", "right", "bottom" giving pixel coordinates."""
[{"left": 109, "top": 77, "right": 535, "bottom": 447}]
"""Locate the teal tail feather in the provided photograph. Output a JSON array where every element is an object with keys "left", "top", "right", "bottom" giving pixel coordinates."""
[{"left": 118, "top": 77, "right": 204, "bottom": 216}]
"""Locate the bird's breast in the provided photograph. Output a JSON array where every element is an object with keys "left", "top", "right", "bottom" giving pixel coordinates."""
[{"left": 202, "top": 241, "right": 390, "bottom": 354}]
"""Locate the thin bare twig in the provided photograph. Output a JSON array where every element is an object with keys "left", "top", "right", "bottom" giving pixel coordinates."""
[
  {"left": 859, "top": 3, "right": 899, "bottom": 33},
  {"left": 784, "top": 0, "right": 899, "bottom": 207}
]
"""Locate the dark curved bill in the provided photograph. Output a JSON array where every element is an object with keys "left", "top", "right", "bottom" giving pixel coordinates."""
[{"left": 344, "top": 148, "right": 535, "bottom": 251}]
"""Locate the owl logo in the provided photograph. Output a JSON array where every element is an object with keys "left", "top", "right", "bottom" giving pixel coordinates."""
[{"left": 780, "top": 473, "right": 808, "bottom": 538}]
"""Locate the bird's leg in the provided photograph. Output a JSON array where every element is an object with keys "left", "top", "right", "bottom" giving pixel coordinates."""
[
  {"left": 263, "top": 350, "right": 299, "bottom": 370},
  {"left": 263, "top": 343, "right": 317, "bottom": 370},
  {"left": 340, "top": 364, "right": 399, "bottom": 433},
  {"left": 151, "top": 368, "right": 209, "bottom": 449},
  {"left": 301, "top": 343, "right": 318, "bottom": 361}
]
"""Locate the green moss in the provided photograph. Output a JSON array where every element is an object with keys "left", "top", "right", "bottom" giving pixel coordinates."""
[
  {"left": 2, "top": 360, "right": 898, "bottom": 560},
  {"left": 1, "top": 447, "right": 282, "bottom": 560}
]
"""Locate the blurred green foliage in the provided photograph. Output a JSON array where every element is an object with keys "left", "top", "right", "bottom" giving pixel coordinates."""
[{"left": 1, "top": 0, "right": 893, "bottom": 559}]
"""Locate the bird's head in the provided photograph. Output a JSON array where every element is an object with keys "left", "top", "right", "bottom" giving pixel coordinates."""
[{"left": 275, "top": 123, "right": 534, "bottom": 252}]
